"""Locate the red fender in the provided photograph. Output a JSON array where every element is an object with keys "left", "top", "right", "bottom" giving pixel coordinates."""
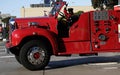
[{"left": 11, "top": 27, "right": 58, "bottom": 55}]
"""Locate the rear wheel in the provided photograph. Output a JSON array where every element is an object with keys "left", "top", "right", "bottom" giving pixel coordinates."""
[{"left": 19, "top": 40, "right": 51, "bottom": 71}]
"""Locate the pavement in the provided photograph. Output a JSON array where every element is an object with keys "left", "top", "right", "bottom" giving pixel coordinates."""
[
  {"left": 0, "top": 55, "right": 120, "bottom": 75},
  {"left": 0, "top": 41, "right": 6, "bottom": 54},
  {"left": 0, "top": 41, "right": 120, "bottom": 75}
]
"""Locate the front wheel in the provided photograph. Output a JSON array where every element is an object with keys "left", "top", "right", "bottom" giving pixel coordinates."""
[{"left": 19, "top": 40, "right": 51, "bottom": 71}]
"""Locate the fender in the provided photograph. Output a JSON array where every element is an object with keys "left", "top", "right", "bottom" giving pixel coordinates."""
[{"left": 11, "top": 27, "right": 58, "bottom": 55}]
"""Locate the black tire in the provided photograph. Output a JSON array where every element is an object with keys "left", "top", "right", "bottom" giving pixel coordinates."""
[
  {"left": 19, "top": 40, "right": 51, "bottom": 71},
  {"left": 15, "top": 55, "right": 21, "bottom": 64}
]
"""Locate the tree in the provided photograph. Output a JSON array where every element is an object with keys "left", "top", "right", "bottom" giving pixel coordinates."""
[
  {"left": 91, "top": 0, "right": 118, "bottom": 10},
  {"left": 91, "top": 0, "right": 103, "bottom": 9},
  {"left": 2, "top": 17, "right": 11, "bottom": 24}
]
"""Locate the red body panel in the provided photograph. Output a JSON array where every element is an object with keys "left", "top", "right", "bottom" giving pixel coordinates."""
[
  {"left": 90, "top": 10, "right": 120, "bottom": 51},
  {"left": 15, "top": 17, "right": 58, "bottom": 34},
  {"left": 58, "top": 10, "right": 120, "bottom": 55},
  {"left": 57, "top": 12, "right": 92, "bottom": 55},
  {"left": 6, "top": 1, "right": 120, "bottom": 56},
  {"left": 69, "top": 12, "right": 90, "bottom": 41}
]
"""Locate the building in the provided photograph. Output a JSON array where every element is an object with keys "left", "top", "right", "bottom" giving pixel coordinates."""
[
  {"left": 20, "top": 6, "right": 94, "bottom": 17},
  {"left": 0, "top": 13, "right": 11, "bottom": 27}
]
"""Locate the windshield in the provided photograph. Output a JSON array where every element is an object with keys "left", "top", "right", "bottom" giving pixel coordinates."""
[{"left": 49, "top": 2, "right": 63, "bottom": 16}]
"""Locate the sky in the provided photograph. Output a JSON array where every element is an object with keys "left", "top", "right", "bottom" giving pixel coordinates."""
[{"left": 0, "top": 0, "right": 91, "bottom": 17}]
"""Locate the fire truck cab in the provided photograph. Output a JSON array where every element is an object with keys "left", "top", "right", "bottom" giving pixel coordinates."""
[{"left": 6, "top": 0, "right": 120, "bottom": 70}]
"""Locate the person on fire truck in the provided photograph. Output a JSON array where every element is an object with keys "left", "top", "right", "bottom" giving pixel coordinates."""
[
  {"left": 63, "top": 7, "right": 75, "bottom": 27},
  {"left": 64, "top": 7, "right": 74, "bottom": 21},
  {"left": 63, "top": 7, "right": 79, "bottom": 26},
  {"left": 57, "top": 7, "right": 74, "bottom": 37}
]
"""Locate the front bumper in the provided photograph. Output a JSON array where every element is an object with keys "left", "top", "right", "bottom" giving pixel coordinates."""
[
  {"left": 6, "top": 41, "right": 12, "bottom": 48},
  {"left": 5, "top": 41, "right": 20, "bottom": 55}
]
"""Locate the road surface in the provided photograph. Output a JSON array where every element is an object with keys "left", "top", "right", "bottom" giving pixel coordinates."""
[{"left": 0, "top": 41, "right": 120, "bottom": 75}]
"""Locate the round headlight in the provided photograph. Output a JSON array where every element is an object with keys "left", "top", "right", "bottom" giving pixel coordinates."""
[
  {"left": 9, "top": 18, "right": 16, "bottom": 31},
  {"left": 9, "top": 18, "right": 15, "bottom": 25}
]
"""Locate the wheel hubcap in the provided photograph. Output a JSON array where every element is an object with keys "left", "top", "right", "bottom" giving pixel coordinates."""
[
  {"left": 33, "top": 52, "right": 40, "bottom": 59},
  {"left": 27, "top": 47, "right": 45, "bottom": 65}
]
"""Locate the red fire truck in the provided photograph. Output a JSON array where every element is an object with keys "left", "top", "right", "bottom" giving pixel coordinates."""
[{"left": 6, "top": 0, "right": 120, "bottom": 70}]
